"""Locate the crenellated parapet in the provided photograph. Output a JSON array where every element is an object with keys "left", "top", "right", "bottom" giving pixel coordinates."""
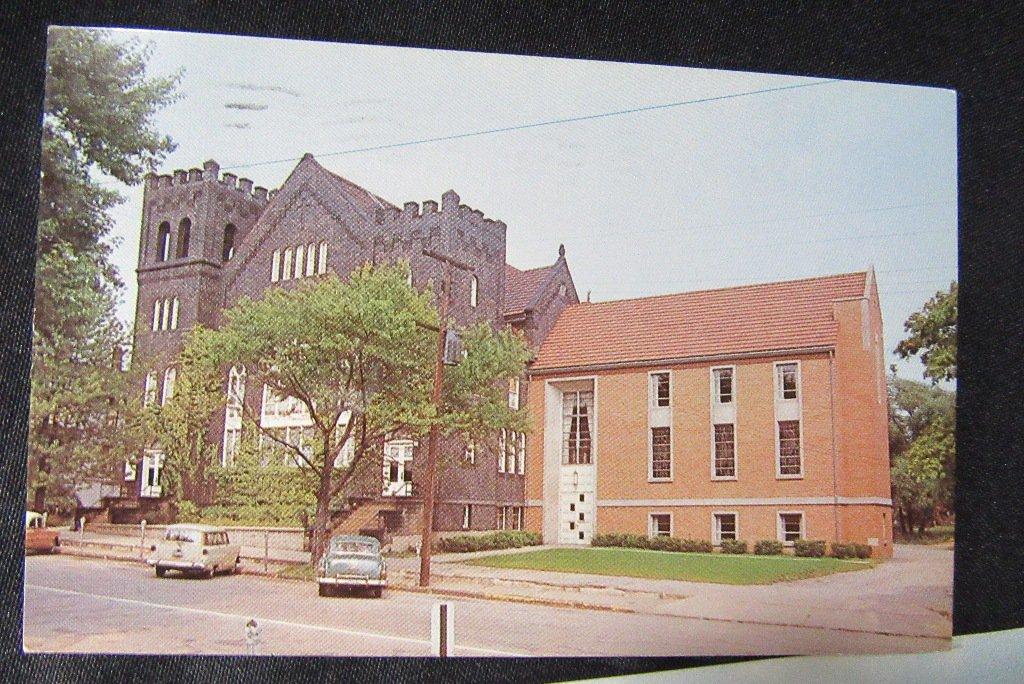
[{"left": 143, "top": 159, "right": 272, "bottom": 207}]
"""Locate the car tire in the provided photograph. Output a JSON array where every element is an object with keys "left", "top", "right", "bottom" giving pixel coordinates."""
[
  {"left": 372, "top": 587, "right": 383, "bottom": 598},
  {"left": 206, "top": 567, "right": 216, "bottom": 579},
  {"left": 233, "top": 558, "right": 240, "bottom": 574},
  {"left": 318, "top": 584, "right": 332, "bottom": 598},
  {"left": 156, "top": 566, "right": 166, "bottom": 578}
]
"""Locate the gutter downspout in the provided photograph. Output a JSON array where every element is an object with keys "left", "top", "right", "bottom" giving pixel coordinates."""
[{"left": 828, "top": 349, "right": 841, "bottom": 543}]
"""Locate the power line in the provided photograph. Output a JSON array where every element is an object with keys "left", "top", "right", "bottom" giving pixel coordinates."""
[{"left": 199, "top": 79, "right": 840, "bottom": 173}]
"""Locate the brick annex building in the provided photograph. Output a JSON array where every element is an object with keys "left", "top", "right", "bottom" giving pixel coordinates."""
[{"left": 122, "top": 153, "right": 892, "bottom": 556}]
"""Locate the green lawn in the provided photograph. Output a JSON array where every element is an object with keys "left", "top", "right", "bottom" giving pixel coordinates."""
[{"left": 466, "top": 547, "right": 873, "bottom": 585}]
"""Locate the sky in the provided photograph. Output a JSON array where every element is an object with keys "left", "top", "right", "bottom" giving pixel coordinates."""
[{"left": 93, "top": 28, "right": 957, "bottom": 382}]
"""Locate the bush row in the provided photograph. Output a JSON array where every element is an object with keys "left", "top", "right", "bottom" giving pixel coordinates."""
[
  {"left": 435, "top": 530, "right": 541, "bottom": 553},
  {"left": 592, "top": 533, "right": 713, "bottom": 553},
  {"left": 793, "top": 539, "right": 827, "bottom": 557},
  {"left": 829, "top": 542, "right": 873, "bottom": 559}
]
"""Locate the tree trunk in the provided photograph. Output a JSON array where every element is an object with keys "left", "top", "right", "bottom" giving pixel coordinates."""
[
  {"left": 311, "top": 460, "right": 333, "bottom": 563},
  {"left": 33, "top": 458, "right": 48, "bottom": 512}
]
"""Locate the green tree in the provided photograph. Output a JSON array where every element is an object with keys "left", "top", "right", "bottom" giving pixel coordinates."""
[
  {"left": 29, "top": 28, "right": 179, "bottom": 512},
  {"left": 193, "top": 264, "right": 530, "bottom": 559},
  {"left": 888, "top": 376, "right": 956, "bottom": 535},
  {"left": 895, "top": 281, "right": 957, "bottom": 383}
]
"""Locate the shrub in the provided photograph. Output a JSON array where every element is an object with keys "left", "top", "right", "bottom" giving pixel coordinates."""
[
  {"left": 854, "top": 543, "right": 873, "bottom": 559},
  {"left": 793, "top": 539, "right": 826, "bottom": 557},
  {"left": 591, "top": 533, "right": 711, "bottom": 553},
  {"left": 720, "top": 539, "right": 748, "bottom": 554},
  {"left": 830, "top": 543, "right": 856, "bottom": 558},
  {"left": 436, "top": 530, "right": 541, "bottom": 553},
  {"left": 679, "top": 538, "right": 713, "bottom": 553},
  {"left": 754, "top": 540, "right": 784, "bottom": 555}
]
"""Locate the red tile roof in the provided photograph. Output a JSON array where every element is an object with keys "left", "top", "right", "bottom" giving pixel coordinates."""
[
  {"left": 505, "top": 263, "right": 556, "bottom": 316},
  {"left": 531, "top": 271, "right": 869, "bottom": 371}
]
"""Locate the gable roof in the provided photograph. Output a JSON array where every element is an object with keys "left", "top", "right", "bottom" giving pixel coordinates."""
[
  {"left": 531, "top": 271, "right": 869, "bottom": 371},
  {"left": 505, "top": 263, "right": 556, "bottom": 316}
]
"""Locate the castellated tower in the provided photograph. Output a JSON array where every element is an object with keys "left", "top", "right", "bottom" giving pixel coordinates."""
[{"left": 132, "top": 160, "right": 268, "bottom": 389}]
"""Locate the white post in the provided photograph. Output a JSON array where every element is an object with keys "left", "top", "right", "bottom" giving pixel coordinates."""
[
  {"left": 79, "top": 516, "right": 86, "bottom": 541},
  {"left": 139, "top": 519, "right": 147, "bottom": 560},
  {"left": 431, "top": 602, "right": 454, "bottom": 657},
  {"left": 264, "top": 530, "right": 269, "bottom": 574}
]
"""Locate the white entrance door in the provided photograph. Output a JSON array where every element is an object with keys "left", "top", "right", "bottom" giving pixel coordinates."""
[
  {"left": 382, "top": 441, "right": 414, "bottom": 496},
  {"left": 557, "top": 390, "right": 596, "bottom": 545},
  {"left": 140, "top": 450, "right": 164, "bottom": 498}
]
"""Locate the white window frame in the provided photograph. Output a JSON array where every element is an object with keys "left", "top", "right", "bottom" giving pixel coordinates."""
[
  {"left": 170, "top": 297, "right": 179, "bottom": 330},
  {"left": 464, "top": 440, "right": 476, "bottom": 465},
  {"left": 222, "top": 427, "right": 241, "bottom": 467},
  {"left": 775, "top": 418, "right": 804, "bottom": 479},
  {"left": 711, "top": 365, "right": 735, "bottom": 405},
  {"left": 648, "top": 511, "right": 673, "bottom": 538},
  {"left": 271, "top": 250, "right": 280, "bottom": 282},
  {"left": 469, "top": 275, "right": 479, "bottom": 307},
  {"left": 774, "top": 360, "right": 801, "bottom": 402},
  {"left": 160, "top": 298, "right": 170, "bottom": 330},
  {"left": 498, "top": 429, "right": 506, "bottom": 473},
  {"left": 161, "top": 367, "right": 176, "bottom": 405},
  {"left": 281, "top": 247, "right": 293, "bottom": 281},
  {"left": 294, "top": 244, "right": 304, "bottom": 279},
  {"left": 649, "top": 370, "right": 671, "bottom": 409},
  {"left": 462, "top": 504, "right": 472, "bottom": 530},
  {"left": 152, "top": 300, "right": 160, "bottom": 331},
  {"left": 711, "top": 422, "right": 738, "bottom": 481},
  {"left": 777, "top": 511, "right": 805, "bottom": 546},
  {"left": 516, "top": 431, "right": 525, "bottom": 475},
  {"left": 317, "top": 241, "right": 328, "bottom": 274},
  {"left": 508, "top": 377, "right": 520, "bottom": 410},
  {"left": 648, "top": 425, "right": 673, "bottom": 482},
  {"left": 305, "top": 242, "right": 316, "bottom": 276},
  {"left": 712, "top": 511, "right": 739, "bottom": 545},
  {"left": 144, "top": 371, "right": 157, "bottom": 408}
]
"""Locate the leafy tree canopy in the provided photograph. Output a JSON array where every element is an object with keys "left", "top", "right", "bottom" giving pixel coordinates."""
[{"left": 895, "top": 281, "right": 957, "bottom": 383}]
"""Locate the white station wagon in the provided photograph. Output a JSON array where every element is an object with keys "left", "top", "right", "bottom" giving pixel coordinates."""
[{"left": 147, "top": 524, "right": 241, "bottom": 578}]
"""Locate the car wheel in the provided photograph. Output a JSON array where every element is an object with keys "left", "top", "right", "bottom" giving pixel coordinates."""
[
  {"left": 206, "top": 567, "right": 216, "bottom": 579},
  {"left": 318, "top": 584, "right": 332, "bottom": 597},
  {"left": 233, "top": 559, "right": 240, "bottom": 574},
  {"left": 156, "top": 566, "right": 166, "bottom": 578},
  {"left": 372, "top": 587, "right": 383, "bottom": 598}
]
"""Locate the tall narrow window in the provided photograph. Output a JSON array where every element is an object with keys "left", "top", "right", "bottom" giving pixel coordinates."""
[
  {"left": 470, "top": 275, "right": 479, "bottom": 307},
  {"left": 776, "top": 362, "right": 799, "bottom": 401},
  {"left": 144, "top": 372, "right": 157, "bottom": 407},
  {"left": 222, "top": 224, "right": 236, "bottom": 262},
  {"left": 651, "top": 372, "right": 670, "bottom": 407},
  {"left": 498, "top": 429, "right": 507, "bottom": 473},
  {"left": 282, "top": 248, "right": 293, "bottom": 280},
  {"left": 464, "top": 440, "right": 476, "bottom": 464},
  {"left": 508, "top": 377, "right": 520, "bottom": 409},
  {"left": 713, "top": 367, "right": 733, "bottom": 404},
  {"left": 713, "top": 423, "right": 736, "bottom": 478},
  {"left": 778, "top": 420, "right": 802, "bottom": 476},
  {"left": 562, "top": 391, "right": 594, "bottom": 465},
  {"left": 152, "top": 300, "right": 161, "bottom": 331},
  {"left": 517, "top": 432, "right": 525, "bottom": 474},
  {"left": 294, "top": 244, "right": 304, "bottom": 279},
  {"left": 176, "top": 218, "right": 191, "bottom": 258},
  {"left": 271, "top": 250, "right": 280, "bottom": 282},
  {"left": 317, "top": 241, "right": 328, "bottom": 274},
  {"left": 305, "top": 242, "right": 316, "bottom": 276},
  {"left": 462, "top": 504, "right": 472, "bottom": 530},
  {"left": 162, "top": 367, "right": 176, "bottom": 405},
  {"left": 156, "top": 222, "right": 171, "bottom": 262},
  {"left": 650, "top": 427, "right": 672, "bottom": 479},
  {"left": 160, "top": 298, "right": 171, "bottom": 331},
  {"left": 170, "top": 297, "right": 179, "bottom": 330}
]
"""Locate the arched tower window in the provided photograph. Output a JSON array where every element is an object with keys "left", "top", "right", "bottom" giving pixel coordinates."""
[
  {"left": 176, "top": 218, "right": 191, "bottom": 258},
  {"left": 223, "top": 365, "right": 246, "bottom": 467},
  {"left": 470, "top": 275, "right": 479, "bottom": 307},
  {"left": 156, "top": 222, "right": 171, "bottom": 262},
  {"left": 162, "top": 367, "right": 176, "bottom": 405},
  {"left": 222, "top": 224, "right": 237, "bottom": 262}
]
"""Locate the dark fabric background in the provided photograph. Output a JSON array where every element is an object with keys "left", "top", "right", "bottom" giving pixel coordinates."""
[{"left": 1, "top": 2, "right": 1020, "bottom": 681}]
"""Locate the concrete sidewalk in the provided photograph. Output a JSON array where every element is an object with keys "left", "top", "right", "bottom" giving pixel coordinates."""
[{"left": 58, "top": 529, "right": 309, "bottom": 566}]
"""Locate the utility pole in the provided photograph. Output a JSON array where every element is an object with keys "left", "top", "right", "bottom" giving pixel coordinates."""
[{"left": 419, "top": 248, "right": 473, "bottom": 587}]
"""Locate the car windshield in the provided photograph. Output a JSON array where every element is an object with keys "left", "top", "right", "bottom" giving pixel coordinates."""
[
  {"left": 330, "top": 541, "right": 376, "bottom": 555},
  {"left": 165, "top": 529, "right": 202, "bottom": 544}
]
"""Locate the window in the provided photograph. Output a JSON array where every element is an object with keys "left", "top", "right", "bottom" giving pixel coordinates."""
[
  {"left": 223, "top": 427, "right": 241, "bottom": 466},
  {"left": 170, "top": 297, "right": 179, "bottom": 330},
  {"left": 282, "top": 248, "right": 293, "bottom": 280},
  {"left": 558, "top": 283, "right": 567, "bottom": 297},
  {"left": 516, "top": 432, "right": 525, "bottom": 475},
  {"left": 713, "top": 513, "right": 737, "bottom": 544},
  {"left": 777, "top": 420, "right": 802, "bottom": 476},
  {"left": 508, "top": 377, "right": 520, "bottom": 409},
  {"left": 499, "top": 506, "right": 524, "bottom": 531},
  {"left": 226, "top": 365, "right": 246, "bottom": 420},
  {"left": 462, "top": 504, "right": 472, "bottom": 530},
  {"left": 144, "top": 372, "right": 157, "bottom": 407},
  {"left": 713, "top": 367, "right": 733, "bottom": 404},
  {"left": 649, "top": 513, "right": 672, "bottom": 538},
  {"left": 317, "top": 241, "right": 328, "bottom": 274},
  {"left": 160, "top": 297, "right": 171, "bottom": 331},
  {"left": 776, "top": 362, "right": 799, "bottom": 401},
  {"left": 271, "top": 250, "right": 280, "bottom": 282},
  {"left": 152, "top": 300, "right": 161, "bottom": 331},
  {"left": 651, "top": 372, "right": 670, "bottom": 407},
  {"left": 305, "top": 242, "right": 316, "bottom": 276},
  {"left": 156, "top": 222, "right": 171, "bottom": 262},
  {"left": 713, "top": 423, "right": 736, "bottom": 478},
  {"left": 161, "top": 367, "right": 176, "bottom": 405},
  {"left": 463, "top": 441, "right": 476, "bottom": 464},
  {"left": 562, "top": 390, "right": 594, "bottom": 464},
  {"left": 650, "top": 426, "right": 672, "bottom": 480},
  {"left": 222, "top": 224, "right": 236, "bottom": 262},
  {"left": 176, "top": 218, "right": 191, "bottom": 258},
  {"left": 294, "top": 244, "right": 304, "bottom": 279},
  {"left": 470, "top": 275, "right": 478, "bottom": 307},
  {"left": 778, "top": 512, "right": 804, "bottom": 543},
  {"left": 498, "top": 430, "right": 506, "bottom": 473}
]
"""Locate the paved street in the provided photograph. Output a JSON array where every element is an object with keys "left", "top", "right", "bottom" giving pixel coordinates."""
[{"left": 24, "top": 555, "right": 947, "bottom": 656}]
